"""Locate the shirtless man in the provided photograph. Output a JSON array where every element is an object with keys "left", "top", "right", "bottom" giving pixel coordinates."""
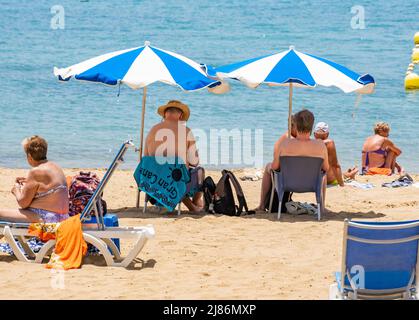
[
  {"left": 275, "top": 109, "right": 329, "bottom": 209},
  {"left": 255, "top": 116, "right": 297, "bottom": 211},
  {"left": 313, "top": 122, "right": 358, "bottom": 186},
  {"left": 0, "top": 136, "right": 69, "bottom": 223},
  {"left": 362, "top": 122, "right": 402, "bottom": 174},
  {"left": 144, "top": 100, "right": 204, "bottom": 212}
]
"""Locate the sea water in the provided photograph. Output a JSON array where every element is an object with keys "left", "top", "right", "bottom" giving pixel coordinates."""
[{"left": 0, "top": 0, "right": 418, "bottom": 171}]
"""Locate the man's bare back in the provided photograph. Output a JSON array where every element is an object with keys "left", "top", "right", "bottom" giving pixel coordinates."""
[{"left": 145, "top": 120, "right": 198, "bottom": 168}]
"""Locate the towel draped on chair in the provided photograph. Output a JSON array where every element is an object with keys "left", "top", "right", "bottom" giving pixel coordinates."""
[
  {"left": 134, "top": 156, "right": 191, "bottom": 211},
  {"left": 28, "top": 215, "right": 87, "bottom": 270}
]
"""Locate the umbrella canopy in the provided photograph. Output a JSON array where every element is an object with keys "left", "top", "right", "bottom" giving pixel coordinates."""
[
  {"left": 209, "top": 46, "right": 375, "bottom": 135},
  {"left": 211, "top": 46, "right": 375, "bottom": 92},
  {"left": 54, "top": 41, "right": 220, "bottom": 91}
]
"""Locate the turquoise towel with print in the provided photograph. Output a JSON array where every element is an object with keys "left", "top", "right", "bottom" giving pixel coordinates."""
[{"left": 134, "top": 156, "right": 191, "bottom": 211}]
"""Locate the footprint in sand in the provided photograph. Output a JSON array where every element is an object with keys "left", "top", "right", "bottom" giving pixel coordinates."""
[{"left": 158, "top": 240, "right": 177, "bottom": 246}]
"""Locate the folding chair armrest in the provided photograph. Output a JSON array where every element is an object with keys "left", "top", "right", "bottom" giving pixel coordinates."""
[
  {"left": 272, "top": 170, "right": 281, "bottom": 181},
  {"left": 0, "top": 221, "right": 31, "bottom": 229}
]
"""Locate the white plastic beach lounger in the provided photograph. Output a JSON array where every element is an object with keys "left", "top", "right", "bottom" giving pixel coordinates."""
[
  {"left": 0, "top": 222, "right": 154, "bottom": 267},
  {"left": 0, "top": 140, "right": 155, "bottom": 268}
]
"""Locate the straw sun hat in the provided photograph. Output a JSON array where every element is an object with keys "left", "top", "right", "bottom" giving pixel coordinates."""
[{"left": 157, "top": 100, "right": 190, "bottom": 121}]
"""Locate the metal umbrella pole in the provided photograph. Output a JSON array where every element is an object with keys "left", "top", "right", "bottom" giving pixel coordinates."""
[
  {"left": 136, "top": 86, "right": 147, "bottom": 208},
  {"left": 288, "top": 83, "right": 293, "bottom": 137}
]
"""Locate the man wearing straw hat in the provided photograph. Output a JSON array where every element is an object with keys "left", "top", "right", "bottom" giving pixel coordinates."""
[{"left": 144, "top": 100, "right": 204, "bottom": 212}]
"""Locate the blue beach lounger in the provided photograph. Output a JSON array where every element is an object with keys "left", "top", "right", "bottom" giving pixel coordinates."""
[{"left": 330, "top": 219, "right": 419, "bottom": 300}]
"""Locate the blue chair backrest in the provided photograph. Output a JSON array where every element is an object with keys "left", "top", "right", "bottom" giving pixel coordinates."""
[
  {"left": 344, "top": 220, "right": 419, "bottom": 291},
  {"left": 134, "top": 156, "right": 191, "bottom": 211},
  {"left": 279, "top": 156, "right": 323, "bottom": 193}
]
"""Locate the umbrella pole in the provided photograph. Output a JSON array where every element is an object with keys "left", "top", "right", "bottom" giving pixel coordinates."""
[
  {"left": 136, "top": 86, "right": 147, "bottom": 208},
  {"left": 288, "top": 83, "right": 293, "bottom": 137}
]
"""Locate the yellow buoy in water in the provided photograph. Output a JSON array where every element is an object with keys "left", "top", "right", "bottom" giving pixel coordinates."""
[
  {"left": 405, "top": 72, "right": 419, "bottom": 90},
  {"left": 412, "top": 46, "right": 419, "bottom": 63},
  {"left": 404, "top": 34, "right": 419, "bottom": 89}
]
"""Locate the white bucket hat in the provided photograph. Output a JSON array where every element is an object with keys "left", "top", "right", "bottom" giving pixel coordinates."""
[{"left": 314, "top": 122, "right": 329, "bottom": 133}]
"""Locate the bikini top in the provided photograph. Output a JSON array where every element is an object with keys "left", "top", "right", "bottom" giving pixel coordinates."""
[
  {"left": 362, "top": 148, "right": 387, "bottom": 170},
  {"left": 34, "top": 184, "right": 68, "bottom": 199}
]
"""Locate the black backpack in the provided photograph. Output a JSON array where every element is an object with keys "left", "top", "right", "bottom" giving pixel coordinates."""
[
  {"left": 203, "top": 176, "right": 217, "bottom": 212},
  {"left": 204, "top": 170, "right": 254, "bottom": 216}
]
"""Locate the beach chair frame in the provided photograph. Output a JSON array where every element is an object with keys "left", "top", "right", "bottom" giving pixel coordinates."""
[
  {"left": 0, "top": 140, "right": 155, "bottom": 268},
  {"left": 331, "top": 219, "right": 419, "bottom": 300},
  {"left": 143, "top": 194, "right": 182, "bottom": 216},
  {"left": 268, "top": 156, "right": 325, "bottom": 220},
  {"left": 0, "top": 223, "right": 155, "bottom": 267},
  {"left": 79, "top": 140, "right": 135, "bottom": 229}
]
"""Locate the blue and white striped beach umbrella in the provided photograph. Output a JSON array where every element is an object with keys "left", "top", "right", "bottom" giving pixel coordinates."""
[
  {"left": 54, "top": 41, "right": 220, "bottom": 91},
  {"left": 210, "top": 46, "right": 375, "bottom": 135},
  {"left": 54, "top": 41, "right": 223, "bottom": 207}
]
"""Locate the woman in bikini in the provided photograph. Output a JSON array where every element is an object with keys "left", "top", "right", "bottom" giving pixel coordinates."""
[
  {"left": 0, "top": 136, "right": 69, "bottom": 223},
  {"left": 313, "top": 122, "right": 358, "bottom": 186},
  {"left": 362, "top": 122, "right": 403, "bottom": 174}
]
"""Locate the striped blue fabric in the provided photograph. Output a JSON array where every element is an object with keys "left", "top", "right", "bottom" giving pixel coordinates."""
[
  {"left": 211, "top": 47, "right": 375, "bottom": 93},
  {"left": 54, "top": 42, "right": 220, "bottom": 91},
  {"left": 76, "top": 47, "right": 145, "bottom": 85}
]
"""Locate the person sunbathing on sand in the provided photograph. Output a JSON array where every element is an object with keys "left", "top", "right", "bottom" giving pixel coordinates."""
[
  {"left": 255, "top": 115, "right": 297, "bottom": 211},
  {"left": 362, "top": 122, "right": 403, "bottom": 175},
  {"left": 313, "top": 122, "right": 358, "bottom": 186},
  {"left": 0, "top": 136, "right": 69, "bottom": 223},
  {"left": 144, "top": 100, "right": 204, "bottom": 212}
]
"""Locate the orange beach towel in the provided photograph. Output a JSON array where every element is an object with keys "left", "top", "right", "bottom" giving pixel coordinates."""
[
  {"left": 364, "top": 167, "right": 392, "bottom": 176},
  {"left": 29, "top": 215, "right": 87, "bottom": 270}
]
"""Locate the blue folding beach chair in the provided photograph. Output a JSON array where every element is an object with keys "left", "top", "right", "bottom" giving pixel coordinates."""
[
  {"left": 268, "top": 156, "right": 325, "bottom": 220},
  {"left": 330, "top": 219, "right": 419, "bottom": 300}
]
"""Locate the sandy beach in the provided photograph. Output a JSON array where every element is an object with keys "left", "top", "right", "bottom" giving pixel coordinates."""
[{"left": 0, "top": 167, "right": 418, "bottom": 300}]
